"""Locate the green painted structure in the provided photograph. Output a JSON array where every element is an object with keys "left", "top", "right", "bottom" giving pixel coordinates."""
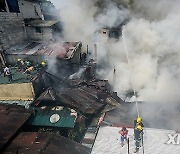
[{"left": 28, "top": 107, "right": 77, "bottom": 128}]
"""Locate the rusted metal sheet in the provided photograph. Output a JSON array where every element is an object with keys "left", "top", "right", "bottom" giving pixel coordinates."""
[
  {"left": 58, "top": 87, "right": 106, "bottom": 115},
  {"left": 3, "top": 132, "right": 90, "bottom": 154},
  {"left": 6, "top": 42, "right": 81, "bottom": 59},
  {"left": 0, "top": 105, "right": 32, "bottom": 151},
  {"left": 43, "top": 135, "right": 90, "bottom": 154},
  {"left": 33, "top": 87, "right": 58, "bottom": 107},
  {"left": 57, "top": 79, "right": 124, "bottom": 115}
]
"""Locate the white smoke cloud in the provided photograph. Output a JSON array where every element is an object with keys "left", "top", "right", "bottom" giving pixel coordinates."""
[
  {"left": 50, "top": 0, "right": 180, "bottom": 103},
  {"left": 51, "top": 0, "right": 130, "bottom": 47},
  {"left": 53, "top": 0, "right": 98, "bottom": 46},
  {"left": 50, "top": 0, "right": 180, "bottom": 128},
  {"left": 96, "top": 3, "right": 129, "bottom": 28},
  {"left": 132, "top": 0, "right": 180, "bottom": 21}
]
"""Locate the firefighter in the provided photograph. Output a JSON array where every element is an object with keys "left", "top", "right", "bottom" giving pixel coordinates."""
[
  {"left": 134, "top": 117, "right": 144, "bottom": 128},
  {"left": 134, "top": 117, "right": 144, "bottom": 153},
  {"left": 17, "top": 58, "right": 22, "bottom": 69},
  {"left": 119, "top": 127, "right": 128, "bottom": 147},
  {"left": 41, "top": 61, "right": 46, "bottom": 67},
  {"left": 26, "top": 60, "right": 32, "bottom": 67}
]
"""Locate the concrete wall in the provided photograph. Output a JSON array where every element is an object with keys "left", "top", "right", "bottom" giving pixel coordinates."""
[
  {"left": 0, "top": 12, "right": 27, "bottom": 50},
  {"left": 26, "top": 27, "right": 53, "bottom": 42},
  {"left": 19, "top": 0, "right": 43, "bottom": 19},
  {"left": 0, "top": 82, "right": 35, "bottom": 101}
]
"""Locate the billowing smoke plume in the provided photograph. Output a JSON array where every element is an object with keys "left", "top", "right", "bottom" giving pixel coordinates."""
[
  {"left": 51, "top": 0, "right": 130, "bottom": 45},
  {"left": 50, "top": 0, "right": 180, "bottom": 129}
]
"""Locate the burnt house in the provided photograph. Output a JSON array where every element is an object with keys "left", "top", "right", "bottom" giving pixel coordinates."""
[
  {"left": 100, "top": 28, "right": 121, "bottom": 39},
  {"left": 57, "top": 79, "right": 122, "bottom": 116},
  {"left": 99, "top": 19, "right": 129, "bottom": 40}
]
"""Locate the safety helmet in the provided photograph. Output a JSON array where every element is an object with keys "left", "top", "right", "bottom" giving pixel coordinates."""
[
  {"left": 136, "top": 125, "right": 143, "bottom": 131},
  {"left": 17, "top": 58, "right": 21, "bottom": 61},
  {"left": 41, "top": 61, "right": 46, "bottom": 66},
  {"left": 136, "top": 117, "right": 142, "bottom": 123}
]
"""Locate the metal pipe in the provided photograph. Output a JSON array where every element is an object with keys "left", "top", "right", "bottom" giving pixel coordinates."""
[
  {"left": 127, "top": 138, "right": 130, "bottom": 154},
  {"left": 94, "top": 44, "right": 97, "bottom": 63},
  {"left": 87, "top": 45, "right": 89, "bottom": 54},
  {"left": 113, "top": 66, "right": 116, "bottom": 89}
]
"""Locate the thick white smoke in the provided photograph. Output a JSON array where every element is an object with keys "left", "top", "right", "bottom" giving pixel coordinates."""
[
  {"left": 50, "top": 0, "right": 180, "bottom": 128},
  {"left": 51, "top": 0, "right": 129, "bottom": 47}
]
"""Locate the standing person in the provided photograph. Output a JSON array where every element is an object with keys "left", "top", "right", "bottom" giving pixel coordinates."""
[
  {"left": 134, "top": 117, "right": 144, "bottom": 153},
  {"left": 0, "top": 62, "right": 3, "bottom": 76},
  {"left": 119, "top": 127, "right": 128, "bottom": 147},
  {"left": 17, "top": 59, "right": 22, "bottom": 69},
  {"left": 20, "top": 60, "right": 26, "bottom": 72},
  {"left": 4, "top": 65, "right": 12, "bottom": 83},
  {"left": 134, "top": 117, "right": 144, "bottom": 128},
  {"left": 23, "top": 66, "right": 34, "bottom": 80}
]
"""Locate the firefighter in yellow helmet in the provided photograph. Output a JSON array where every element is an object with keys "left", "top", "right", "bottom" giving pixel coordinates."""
[
  {"left": 40, "top": 61, "right": 46, "bottom": 67},
  {"left": 137, "top": 117, "right": 142, "bottom": 123},
  {"left": 134, "top": 117, "right": 144, "bottom": 153},
  {"left": 17, "top": 58, "right": 22, "bottom": 69}
]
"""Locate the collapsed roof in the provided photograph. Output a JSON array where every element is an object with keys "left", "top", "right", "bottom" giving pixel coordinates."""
[{"left": 58, "top": 80, "right": 124, "bottom": 115}]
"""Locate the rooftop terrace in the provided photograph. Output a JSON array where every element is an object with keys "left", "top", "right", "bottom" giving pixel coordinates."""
[{"left": 0, "top": 67, "right": 39, "bottom": 84}]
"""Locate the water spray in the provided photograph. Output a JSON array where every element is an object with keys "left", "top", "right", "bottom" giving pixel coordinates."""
[{"left": 122, "top": 27, "right": 140, "bottom": 117}]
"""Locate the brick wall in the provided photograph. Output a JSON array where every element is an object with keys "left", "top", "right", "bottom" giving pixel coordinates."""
[{"left": 0, "top": 12, "right": 27, "bottom": 50}]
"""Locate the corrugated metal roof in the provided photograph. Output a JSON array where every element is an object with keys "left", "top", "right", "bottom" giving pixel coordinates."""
[
  {"left": 58, "top": 87, "right": 106, "bottom": 115},
  {"left": 0, "top": 100, "right": 32, "bottom": 109},
  {"left": 0, "top": 105, "right": 32, "bottom": 151},
  {"left": 57, "top": 80, "right": 123, "bottom": 115},
  {"left": 3, "top": 132, "right": 91, "bottom": 154},
  {"left": 44, "top": 135, "right": 91, "bottom": 154},
  {"left": 6, "top": 41, "right": 81, "bottom": 60},
  {"left": 28, "top": 107, "right": 77, "bottom": 128},
  {"left": 33, "top": 87, "right": 58, "bottom": 106}
]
